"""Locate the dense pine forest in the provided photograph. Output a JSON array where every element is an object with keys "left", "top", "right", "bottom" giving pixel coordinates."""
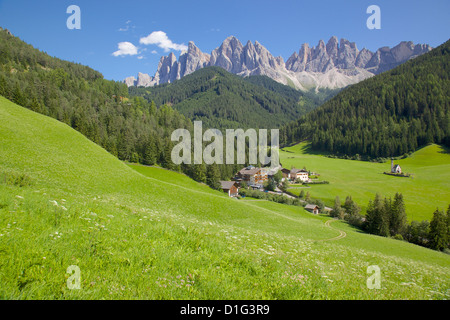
[
  {"left": 0, "top": 28, "right": 241, "bottom": 186},
  {"left": 129, "top": 67, "right": 337, "bottom": 129},
  {"left": 280, "top": 39, "right": 450, "bottom": 159}
]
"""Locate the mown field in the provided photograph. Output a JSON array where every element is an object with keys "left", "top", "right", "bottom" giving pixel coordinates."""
[
  {"left": 281, "top": 142, "right": 450, "bottom": 222},
  {"left": 0, "top": 96, "right": 449, "bottom": 299}
]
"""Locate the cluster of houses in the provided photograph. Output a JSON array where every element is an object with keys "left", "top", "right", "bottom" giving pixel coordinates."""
[
  {"left": 218, "top": 165, "right": 330, "bottom": 215},
  {"left": 219, "top": 165, "right": 313, "bottom": 198}
]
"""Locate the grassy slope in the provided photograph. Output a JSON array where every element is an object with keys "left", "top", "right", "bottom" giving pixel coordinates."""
[
  {"left": 281, "top": 142, "right": 450, "bottom": 222},
  {"left": 0, "top": 96, "right": 449, "bottom": 299}
]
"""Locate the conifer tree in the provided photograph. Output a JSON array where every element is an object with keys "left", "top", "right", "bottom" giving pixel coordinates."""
[
  {"left": 390, "top": 193, "right": 407, "bottom": 236},
  {"left": 305, "top": 191, "right": 311, "bottom": 203},
  {"left": 332, "top": 196, "right": 344, "bottom": 218},
  {"left": 206, "top": 163, "right": 221, "bottom": 190},
  {"left": 191, "top": 164, "right": 207, "bottom": 184},
  {"left": 429, "top": 209, "right": 448, "bottom": 251},
  {"left": 365, "top": 194, "right": 384, "bottom": 235},
  {"left": 380, "top": 197, "right": 391, "bottom": 237},
  {"left": 143, "top": 137, "right": 157, "bottom": 166},
  {"left": 299, "top": 190, "right": 305, "bottom": 199}
]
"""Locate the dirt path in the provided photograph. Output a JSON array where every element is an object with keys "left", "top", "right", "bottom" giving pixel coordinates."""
[{"left": 319, "top": 218, "right": 347, "bottom": 241}]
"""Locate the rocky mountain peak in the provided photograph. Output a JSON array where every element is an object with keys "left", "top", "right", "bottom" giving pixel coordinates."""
[
  {"left": 326, "top": 36, "right": 339, "bottom": 58},
  {"left": 124, "top": 36, "right": 432, "bottom": 91}
]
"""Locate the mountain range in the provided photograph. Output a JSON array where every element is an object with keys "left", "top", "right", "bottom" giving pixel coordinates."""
[{"left": 124, "top": 36, "right": 432, "bottom": 91}]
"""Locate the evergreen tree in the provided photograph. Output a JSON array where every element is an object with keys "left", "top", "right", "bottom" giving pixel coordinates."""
[
  {"left": 380, "top": 197, "right": 391, "bottom": 237},
  {"left": 206, "top": 163, "right": 221, "bottom": 190},
  {"left": 390, "top": 193, "right": 407, "bottom": 236},
  {"left": 305, "top": 191, "right": 311, "bottom": 202},
  {"left": 405, "top": 220, "right": 430, "bottom": 247},
  {"left": 332, "top": 196, "right": 344, "bottom": 219},
  {"left": 429, "top": 209, "right": 448, "bottom": 251},
  {"left": 143, "top": 137, "right": 157, "bottom": 166},
  {"left": 343, "top": 195, "right": 361, "bottom": 217},
  {"left": 365, "top": 194, "right": 384, "bottom": 235},
  {"left": 191, "top": 164, "right": 207, "bottom": 184},
  {"left": 13, "top": 83, "right": 26, "bottom": 107},
  {"left": 299, "top": 190, "right": 305, "bottom": 199},
  {"left": 161, "top": 138, "right": 175, "bottom": 170},
  {"left": 343, "top": 196, "right": 353, "bottom": 212},
  {"left": 130, "top": 152, "right": 140, "bottom": 163}
]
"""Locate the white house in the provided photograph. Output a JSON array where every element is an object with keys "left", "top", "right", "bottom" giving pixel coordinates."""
[{"left": 290, "top": 168, "right": 309, "bottom": 182}]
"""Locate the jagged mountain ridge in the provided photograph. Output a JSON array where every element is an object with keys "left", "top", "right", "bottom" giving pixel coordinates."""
[{"left": 124, "top": 36, "right": 432, "bottom": 90}]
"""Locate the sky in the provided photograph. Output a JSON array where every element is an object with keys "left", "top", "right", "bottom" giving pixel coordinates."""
[{"left": 0, "top": 0, "right": 449, "bottom": 82}]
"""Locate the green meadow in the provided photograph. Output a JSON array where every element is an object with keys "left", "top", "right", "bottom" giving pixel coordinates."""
[
  {"left": 281, "top": 142, "right": 450, "bottom": 222},
  {"left": 0, "top": 96, "right": 449, "bottom": 299}
]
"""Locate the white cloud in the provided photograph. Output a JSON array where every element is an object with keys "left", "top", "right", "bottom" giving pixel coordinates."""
[
  {"left": 139, "top": 31, "right": 187, "bottom": 52},
  {"left": 151, "top": 50, "right": 158, "bottom": 54},
  {"left": 112, "top": 42, "right": 138, "bottom": 57}
]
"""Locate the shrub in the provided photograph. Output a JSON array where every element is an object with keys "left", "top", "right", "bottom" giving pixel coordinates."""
[{"left": 393, "top": 234, "right": 404, "bottom": 241}]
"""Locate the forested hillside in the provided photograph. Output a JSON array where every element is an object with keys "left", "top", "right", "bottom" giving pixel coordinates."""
[
  {"left": 0, "top": 28, "right": 239, "bottom": 185},
  {"left": 280, "top": 39, "right": 450, "bottom": 159},
  {"left": 129, "top": 67, "right": 331, "bottom": 129}
]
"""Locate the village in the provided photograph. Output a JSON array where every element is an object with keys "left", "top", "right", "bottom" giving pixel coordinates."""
[
  {"left": 218, "top": 164, "right": 330, "bottom": 215},
  {"left": 218, "top": 158, "right": 408, "bottom": 215}
]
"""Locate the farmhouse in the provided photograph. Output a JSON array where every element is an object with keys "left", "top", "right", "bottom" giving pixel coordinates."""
[
  {"left": 290, "top": 168, "right": 309, "bottom": 182},
  {"left": 304, "top": 204, "right": 320, "bottom": 215},
  {"left": 235, "top": 166, "right": 268, "bottom": 186},
  {"left": 219, "top": 181, "right": 239, "bottom": 197}
]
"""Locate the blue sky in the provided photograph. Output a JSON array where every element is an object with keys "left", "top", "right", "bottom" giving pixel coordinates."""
[{"left": 0, "top": 0, "right": 448, "bottom": 81}]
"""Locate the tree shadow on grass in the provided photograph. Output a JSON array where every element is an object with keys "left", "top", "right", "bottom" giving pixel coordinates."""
[
  {"left": 436, "top": 144, "right": 450, "bottom": 155},
  {"left": 282, "top": 141, "right": 331, "bottom": 156}
]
